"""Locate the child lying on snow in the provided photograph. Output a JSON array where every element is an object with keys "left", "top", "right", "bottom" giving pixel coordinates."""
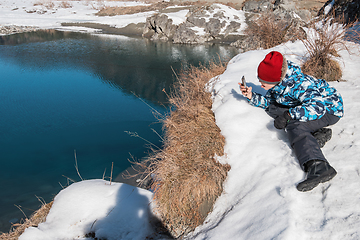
[{"left": 239, "top": 51, "right": 344, "bottom": 192}]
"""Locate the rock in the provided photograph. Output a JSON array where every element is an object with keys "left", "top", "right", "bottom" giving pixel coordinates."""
[
  {"left": 224, "top": 21, "right": 241, "bottom": 36},
  {"left": 274, "top": 0, "right": 296, "bottom": 11},
  {"left": 205, "top": 18, "right": 225, "bottom": 37},
  {"left": 173, "top": 23, "right": 206, "bottom": 44},
  {"left": 143, "top": 14, "right": 176, "bottom": 41},
  {"left": 142, "top": 1, "right": 314, "bottom": 46},
  {"left": 243, "top": 0, "right": 313, "bottom": 22},
  {"left": 143, "top": 4, "right": 243, "bottom": 44},
  {"left": 318, "top": 0, "right": 360, "bottom": 24},
  {"left": 231, "top": 5, "right": 307, "bottom": 52},
  {"left": 243, "top": 0, "right": 274, "bottom": 12},
  {"left": 187, "top": 14, "right": 206, "bottom": 28},
  {"left": 0, "top": 25, "right": 38, "bottom": 35},
  {"left": 230, "top": 35, "right": 261, "bottom": 52}
]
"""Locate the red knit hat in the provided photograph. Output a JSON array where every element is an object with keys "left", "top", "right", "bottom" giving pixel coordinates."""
[{"left": 257, "top": 51, "right": 284, "bottom": 84}]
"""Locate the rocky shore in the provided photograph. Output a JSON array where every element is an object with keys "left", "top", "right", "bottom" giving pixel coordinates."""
[
  {"left": 0, "top": 0, "right": 321, "bottom": 41},
  {"left": 2, "top": 0, "right": 358, "bottom": 49},
  {"left": 0, "top": 25, "right": 38, "bottom": 35}
]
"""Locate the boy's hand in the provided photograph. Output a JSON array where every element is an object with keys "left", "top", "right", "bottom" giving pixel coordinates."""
[
  {"left": 274, "top": 111, "right": 292, "bottom": 129},
  {"left": 238, "top": 82, "right": 252, "bottom": 99}
]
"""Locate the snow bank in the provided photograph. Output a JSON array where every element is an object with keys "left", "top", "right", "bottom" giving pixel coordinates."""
[
  {"left": 187, "top": 41, "right": 360, "bottom": 240},
  {"left": 19, "top": 180, "right": 155, "bottom": 240}
]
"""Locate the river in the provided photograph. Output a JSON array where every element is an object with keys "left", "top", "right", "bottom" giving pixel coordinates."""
[{"left": 0, "top": 30, "right": 240, "bottom": 232}]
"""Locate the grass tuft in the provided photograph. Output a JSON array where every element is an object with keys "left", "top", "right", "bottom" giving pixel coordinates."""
[
  {"left": 302, "top": 52, "right": 342, "bottom": 82},
  {"left": 141, "top": 61, "right": 230, "bottom": 238},
  {"left": 0, "top": 202, "right": 53, "bottom": 240},
  {"left": 244, "top": 11, "right": 303, "bottom": 49},
  {"left": 300, "top": 18, "right": 359, "bottom": 81}
]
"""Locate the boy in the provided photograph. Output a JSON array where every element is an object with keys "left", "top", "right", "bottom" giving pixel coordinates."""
[{"left": 239, "top": 51, "right": 344, "bottom": 192}]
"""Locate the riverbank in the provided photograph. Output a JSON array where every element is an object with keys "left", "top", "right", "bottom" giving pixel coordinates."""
[{"left": 0, "top": 0, "right": 329, "bottom": 45}]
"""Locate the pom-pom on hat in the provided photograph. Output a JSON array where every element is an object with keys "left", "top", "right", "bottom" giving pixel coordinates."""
[{"left": 257, "top": 51, "right": 284, "bottom": 84}]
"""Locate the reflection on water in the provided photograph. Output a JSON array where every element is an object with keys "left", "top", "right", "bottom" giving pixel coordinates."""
[
  {"left": 0, "top": 30, "right": 239, "bottom": 105},
  {"left": 0, "top": 30, "right": 240, "bottom": 232},
  {"left": 0, "top": 30, "right": 92, "bottom": 45}
]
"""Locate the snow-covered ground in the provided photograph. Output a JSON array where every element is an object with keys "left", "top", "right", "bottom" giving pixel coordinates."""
[
  {"left": 0, "top": 0, "right": 246, "bottom": 35},
  {"left": 0, "top": 0, "right": 154, "bottom": 31},
  {"left": 188, "top": 42, "right": 360, "bottom": 240},
  {"left": 1, "top": 1, "right": 360, "bottom": 240},
  {"left": 0, "top": 0, "right": 153, "bottom": 30}
]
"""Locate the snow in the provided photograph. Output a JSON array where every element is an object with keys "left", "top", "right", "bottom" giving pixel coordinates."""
[
  {"left": 2, "top": 1, "right": 360, "bottom": 240},
  {"left": 324, "top": 0, "right": 335, "bottom": 16},
  {"left": 166, "top": 9, "right": 188, "bottom": 25},
  {"left": 188, "top": 42, "right": 360, "bottom": 240},
  {"left": 0, "top": 0, "right": 246, "bottom": 35},
  {"left": 19, "top": 180, "right": 155, "bottom": 240},
  {"left": 0, "top": 0, "right": 154, "bottom": 30}
]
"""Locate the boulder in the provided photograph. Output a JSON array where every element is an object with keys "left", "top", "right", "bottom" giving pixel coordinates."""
[
  {"left": 142, "top": 14, "right": 176, "bottom": 41},
  {"left": 318, "top": 0, "right": 360, "bottom": 24},
  {"left": 173, "top": 23, "right": 206, "bottom": 44},
  {"left": 230, "top": 35, "right": 261, "bottom": 52},
  {"left": 142, "top": 1, "right": 312, "bottom": 46},
  {"left": 224, "top": 21, "right": 242, "bottom": 36},
  {"left": 205, "top": 18, "right": 226, "bottom": 37},
  {"left": 242, "top": 0, "right": 274, "bottom": 12},
  {"left": 143, "top": 4, "right": 243, "bottom": 44},
  {"left": 243, "top": 0, "right": 313, "bottom": 22},
  {"left": 187, "top": 14, "right": 206, "bottom": 28},
  {"left": 0, "top": 25, "right": 38, "bottom": 35}
]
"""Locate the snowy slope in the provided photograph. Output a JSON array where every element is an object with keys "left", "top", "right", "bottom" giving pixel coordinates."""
[
  {"left": 0, "top": 0, "right": 153, "bottom": 30},
  {"left": 187, "top": 42, "right": 360, "bottom": 240},
  {"left": 19, "top": 180, "right": 155, "bottom": 240}
]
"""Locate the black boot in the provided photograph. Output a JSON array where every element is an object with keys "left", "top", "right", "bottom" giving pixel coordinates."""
[
  {"left": 312, "top": 128, "right": 332, "bottom": 148},
  {"left": 296, "top": 160, "right": 337, "bottom": 192}
]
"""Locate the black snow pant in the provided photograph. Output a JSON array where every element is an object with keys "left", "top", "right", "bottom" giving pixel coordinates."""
[{"left": 265, "top": 104, "right": 340, "bottom": 171}]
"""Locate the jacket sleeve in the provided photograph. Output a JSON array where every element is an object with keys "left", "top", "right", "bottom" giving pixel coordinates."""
[{"left": 248, "top": 92, "right": 272, "bottom": 109}]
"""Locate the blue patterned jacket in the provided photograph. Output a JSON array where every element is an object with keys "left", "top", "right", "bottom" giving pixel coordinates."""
[{"left": 249, "top": 61, "right": 344, "bottom": 122}]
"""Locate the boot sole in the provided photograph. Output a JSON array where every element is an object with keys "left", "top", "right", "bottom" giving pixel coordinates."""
[{"left": 296, "top": 168, "right": 337, "bottom": 192}]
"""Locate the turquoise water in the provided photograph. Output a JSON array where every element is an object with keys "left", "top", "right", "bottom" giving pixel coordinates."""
[{"left": 0, "top": 30, "right": 239, "bottom": 232}]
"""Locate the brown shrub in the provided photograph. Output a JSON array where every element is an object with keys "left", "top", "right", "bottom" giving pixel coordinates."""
[
  {"left": 0, "top": 201, "right": 53, "bottom": 240},
  {"left": 96, "top": 1, "right": 184, "bottom": 16},
  {"left": 95, "top": 1, "right": 239, "bottom": 16},
  {"left": 144, "top": 61, "right": 230, "bottom": 238},
  {"left": 302, "top": 55, "right": 342, "bottom": 82},
  {"left": 244, "top": 11, "right": 288, "bottom": 49},
  {"left": 59, "top": 1, "right": 72, "bottom": 9},
  {"left": 300, "top": 20, "right": 349, "bottom": 81}
]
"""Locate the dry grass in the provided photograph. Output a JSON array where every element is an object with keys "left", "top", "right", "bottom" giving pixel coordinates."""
[
  {"left": 59, "top": 1, "right": 73, "bottom": 8},
  {"left": 244, "top": 11, "right": 302, "bottom": 49},
  {"left": 302, "top": 54, "right": 342, "bottom": 82},
  {"left": 300, "top": 18, "right": 359, "bottom": 81},
  {"left": 0, "top": 201, "right": 53, "bottom": 240},
  {"left": 96, "top": 0, "right": 239, "bottom": 16},
  {"left": 140, "top": 61, "right": 230, "bottom": 238},
  {"left": 34, "top": 1, "right": 55, "bottom": 9},
  {"left": 33, "top": 0, "right": 72, "bottom": 9},
  {"left": 96, "top": 3, "right": 160, "bottom": 16},
  {"left": 95, "top": 1, "right": 195, "bottom": 16}
]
